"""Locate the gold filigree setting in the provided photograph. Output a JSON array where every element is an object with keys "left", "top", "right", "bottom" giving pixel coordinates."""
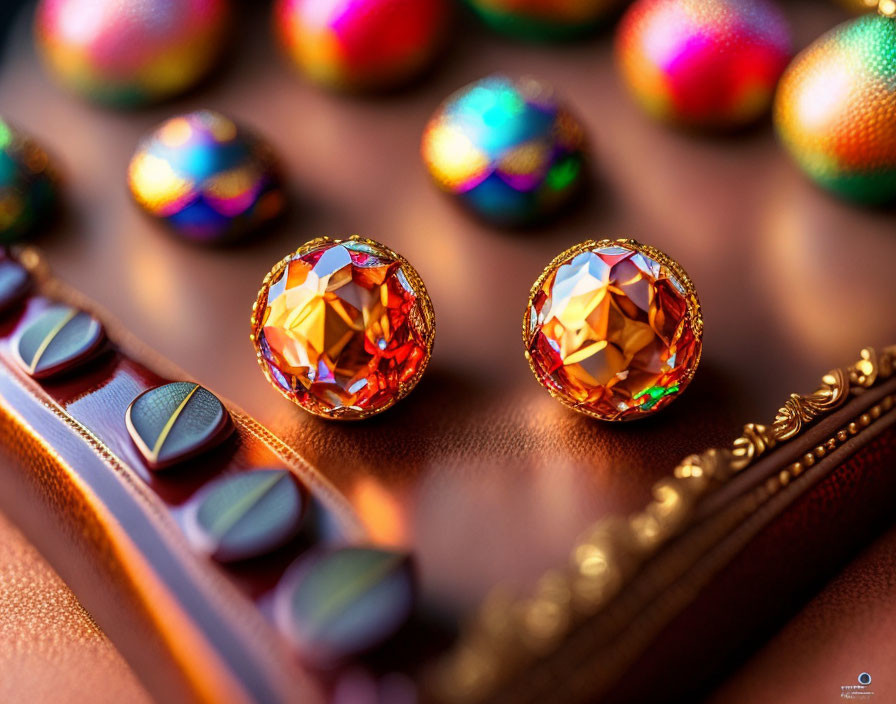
[{"left": 431, "top": 346, "right": 896, "bottom": 703}]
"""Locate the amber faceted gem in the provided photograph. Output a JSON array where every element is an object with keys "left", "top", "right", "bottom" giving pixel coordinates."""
[
  {"left": 252, "top": 237, "right": 435, "bottom": 420},
  {"left": 524, "top": 239, "right": 702, "bottom": 421}
]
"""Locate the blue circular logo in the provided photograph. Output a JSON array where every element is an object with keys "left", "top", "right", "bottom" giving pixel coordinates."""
[{"left": 858, "top": 672, "right": 872, "bottom": 686}]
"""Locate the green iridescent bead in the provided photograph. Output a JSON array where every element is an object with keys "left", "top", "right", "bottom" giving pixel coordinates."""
[
  {"left": 0, "top": 119, "right": 59, "bottom": 243},
  {"left": 464, "top": 0, "right": 622, "bottom": 40},
  {"left": 775, "top": 13, "right": 896, "bottom": 204}
]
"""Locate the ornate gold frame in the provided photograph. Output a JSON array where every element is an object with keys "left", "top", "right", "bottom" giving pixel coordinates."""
[
  {"left": 249, "top": 235, "right": 437, "bottom": 421},
  {"left": 433, "top": 345, "right": 896, "bottom": 702},
  {"left": 522, "top": 237, "right": 703, "bottom": 421}
]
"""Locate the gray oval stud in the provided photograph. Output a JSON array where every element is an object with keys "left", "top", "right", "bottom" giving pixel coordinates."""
[
  {"left": 275, "top": 547, "right": 415, "bottom": 667},
  {"left": 125, "top": 382, "right": 232, "bottom": 470},
  {"left": 0, "top": 255, "right": 31, "bottom": 314},
  {"left": 187, "top": 469, "right": 306, "bottom": 562},
  {"left": 15, "top": 304, "right": 105, "bottom": 379}
]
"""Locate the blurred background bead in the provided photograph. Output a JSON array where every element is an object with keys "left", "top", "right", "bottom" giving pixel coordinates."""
[
  {"left": 34, "top": 0, "right": 230, "bottom": 106},
  {"left": 0, "top": 119, "right": 58, "bottom": 243},
  {"left": 775, "top": 12, "right": 896, "bottom": 204},
  {"left": 616, "top": 0, "right": 792, "bottom": 128},
  {"left": 837, "top": 0, "right": 877, "bottom": 13},
  {"left": 464, "top": 0, "right": 623, "bottom": 40},
  {"left": 273, "top": 0, "right": 450, "bottom": 91},
  {"left": 127, "top": 110, "right": 284, "bottom": 244},
  {"left": 421, "top": 75, "right": 586, "bottom": 226},
  {"left": 0, "top": 250, "right": 32, "bottom": 313}
]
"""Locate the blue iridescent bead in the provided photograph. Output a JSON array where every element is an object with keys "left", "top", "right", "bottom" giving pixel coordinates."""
[
  {"left": 0, "top": 119, "right": 59, "bottom": 243},
  {"left": 127, "top": 110, "right": 285, "bottom": 244},
  {"left": 422, "top": 75, "right": 587, "bottom": 226}
]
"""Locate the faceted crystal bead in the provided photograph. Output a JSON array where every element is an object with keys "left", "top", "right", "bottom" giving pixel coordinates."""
[
  {"left": 253, "top": 238, "right": 434, "bottom": 420},
  {"left": 525, "top": 240, "right": 701, "bottom": 421}
]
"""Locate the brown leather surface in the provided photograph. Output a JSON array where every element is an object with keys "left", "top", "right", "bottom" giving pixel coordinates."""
[
  {"left": 0, "top": 511, "right": 151, "bottom": 704},
  {"left": 1, "top": 0, "right": 896, "bottom": 701},
  {"left": 708, "top": 520, "right": 896, "bottom": 704},
  {"left": 604, "top": 408, "right": 896, "bottom": 703},
  {"left": 457, "top": 373, "right": 896, "bottom": 704}
]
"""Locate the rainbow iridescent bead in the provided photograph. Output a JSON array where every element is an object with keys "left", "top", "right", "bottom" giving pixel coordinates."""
[
  {"left": 0, "top": 120, "right": 58, "bottom": 243},
  {"left": 251, "top": 236, "right": 435, "bottom": 420},
  {"left": 128, "top": 110, "right": 284, "bottom": 244},
  {"left": 34, "top": 0, "right": 230, "bottom": 106},
  {"left": 775, "top": 12, "right": 896, "bottom": 204},
  {"left": 465, "top": 0, "right": 622, "bottom": 40},
  {"left": 274, "top": 0, "right": 449, "bottom": 91},
  {"left": 616, "top": 0, "right": 792, "bottom": 128},
  {"left": 421, "top": 75, "right": 586, "bottom": 226},
  {"left": 524, "top": 239, "right": 702, "bottom": 422}
]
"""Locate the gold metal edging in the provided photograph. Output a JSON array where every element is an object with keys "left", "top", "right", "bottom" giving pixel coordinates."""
[
  {"left": 432, "top": 345, "right": 896, "bottom": 703},
  {"left": 531, "top": 388, "right": 896, "bottom": 704}
]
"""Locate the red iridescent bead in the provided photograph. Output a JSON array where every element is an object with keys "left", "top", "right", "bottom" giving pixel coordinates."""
[
  {"left": 35, "top": 0, "right": 231, "bottom": 105},
  {"left": 616, "top": 0, "right": 792, "bottom": 128},
  {"left": 274, "top": 0, "right": 450, "bottom": 91}
]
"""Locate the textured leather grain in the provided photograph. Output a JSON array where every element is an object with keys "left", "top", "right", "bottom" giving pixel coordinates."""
[
  {"left": 0, "top": 512, "right": 151, "bottom": 704},
  {"left": 708, "top": 516, "right": 896, "bottom": 704}
]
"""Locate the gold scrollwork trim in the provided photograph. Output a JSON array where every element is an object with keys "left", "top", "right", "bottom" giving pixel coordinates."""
[
  {"left": 431, "top": 345, "right": 896, "bottom": 703},
  {"left": 773, "top": 368, "right": 848, "bottom": 441}
]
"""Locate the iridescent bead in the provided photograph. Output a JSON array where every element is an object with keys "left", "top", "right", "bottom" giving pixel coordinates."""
[
  {"left": 0, "top": 119, "right": 59, "bottom": 243},
  {"left": 274, "top": 0, "right": 450, "bottom": 91},
  {"left": 775, "top": 13, "right": 896, "bottom": 204},
  {"left": 616, "top": 0, "right": 792, "bottom": 128},
  {"left": 422, "top": 75, "right": 587, "bottom": 226},
  {"left": 465, "top": 0, "right": 623, "bottom": 40},
  {"left": 127, "top": 110, "right": 285, "bottom": 244},
  {"left": 35, "top": 0, "right": 230, "bottom": 106}
]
